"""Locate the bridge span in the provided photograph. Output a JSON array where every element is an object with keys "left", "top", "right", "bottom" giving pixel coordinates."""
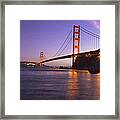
[
  {"left": 41, "top": 49, "right": 100, "bottom": 63},
  {"left": 21, "top": 25, "right": 100, "bottom": 74}
]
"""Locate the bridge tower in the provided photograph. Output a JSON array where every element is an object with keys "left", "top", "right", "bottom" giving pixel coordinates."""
[
  {"left": 72, "top": 25, "right": 80, "bottom": 68},
  {"left": 40, "top": 51, "right": 44, "bottom": 66}
]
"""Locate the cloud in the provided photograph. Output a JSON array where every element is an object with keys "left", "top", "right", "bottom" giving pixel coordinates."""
[{"left": 91, "top": 20, "right": 100, "bottom": 29}]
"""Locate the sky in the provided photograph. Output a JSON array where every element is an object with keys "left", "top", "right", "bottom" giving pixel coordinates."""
[{"left": 20, "top": 20, "right": 100, "bottom": 66}]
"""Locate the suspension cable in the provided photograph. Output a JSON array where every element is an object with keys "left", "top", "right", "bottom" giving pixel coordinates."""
[
  {"left": 80, "top": 28, "right": 100, "bottom": 39},
  {"left": 80, "top": 26, "right": 100, "bottom": 38},
  {"left": 52, "top": 25, "right": 99, "bottom": 58},
  {"left": 57, "top": 37, "right": 72, "bottom": 56},
  {"left": 52, "top": 29, "right": 72, "bottom": 57}
]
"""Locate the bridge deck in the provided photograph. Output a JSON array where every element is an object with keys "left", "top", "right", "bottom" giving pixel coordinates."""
[{"left": 41, "top": 49, "right": 100, "bottom": 63}]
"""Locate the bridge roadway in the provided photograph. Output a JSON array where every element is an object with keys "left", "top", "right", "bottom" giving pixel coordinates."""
[{"left": 40, "top": 49, "right": 100, "bottom": 63}]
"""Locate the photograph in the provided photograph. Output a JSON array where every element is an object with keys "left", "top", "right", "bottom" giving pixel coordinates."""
[
  {"left": 2, "top": 0, "right": 118, "bottom": 118},
  {"left": 20, "top": 20, "right": 100, "bottom": 100}
]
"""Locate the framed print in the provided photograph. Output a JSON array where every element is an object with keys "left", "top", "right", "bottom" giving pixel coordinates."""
[{"left": 0, "top": 0, "right": 119, "bottom": 119}]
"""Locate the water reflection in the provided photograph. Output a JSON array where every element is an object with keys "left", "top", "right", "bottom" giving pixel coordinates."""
[
  {"left": 21, "top": 67, "right": 100, "bottom": 100},
  {"left": 67, "top": 70, "right": 100, "bottom": 100},
  {"left": 67, "top": 70, "right": 80, "bottom": 99},
  {"left": 95, "top": 73, "right": 100, "bottom": 99}
]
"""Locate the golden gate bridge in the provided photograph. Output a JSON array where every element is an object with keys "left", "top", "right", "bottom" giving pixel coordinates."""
[{"left": 21, "top": 25, "right": 100, "bottom": 74}]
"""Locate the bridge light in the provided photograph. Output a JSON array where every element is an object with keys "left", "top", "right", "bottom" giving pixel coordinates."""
[{"left": 26, "top": 63, "right": 36, "bottom": 66}]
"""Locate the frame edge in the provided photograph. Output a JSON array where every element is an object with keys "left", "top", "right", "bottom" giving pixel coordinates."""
[{"left": 1, "top": 0, "right": 120, "bottom": 119}]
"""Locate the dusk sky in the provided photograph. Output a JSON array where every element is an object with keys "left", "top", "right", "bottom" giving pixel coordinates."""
[{"left": 20, "top": 20, "right": 100, "bottom": 66}]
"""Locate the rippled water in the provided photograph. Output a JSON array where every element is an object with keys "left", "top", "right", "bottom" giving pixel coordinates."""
[{"left": 20, "top": 67, "right": 100, "bottom": 100}]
